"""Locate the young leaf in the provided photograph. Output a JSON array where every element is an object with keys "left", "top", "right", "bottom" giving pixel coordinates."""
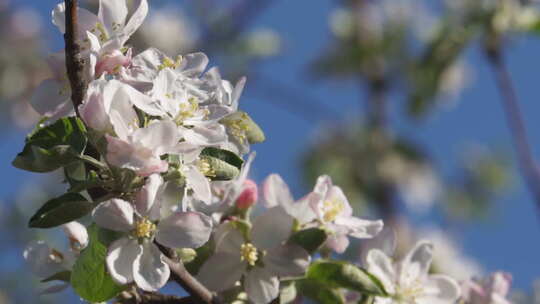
[
  {"left": 28, "top": 193, "right": 94, "bottom": 228},
  {"left": 296, "top": 278, "right": 345, "bottom": 304},
  {"left": 41, "top": 271, "right": 71, "bottom": 283},
  {"left": 71, "top": 225, "right": 124, "bottom": 302},
  {"left": 289, "top": 228, "right": 327, "bottom": 254},
  {"left": 201, "top": 147, "right": 244, "bottom": 170},
  {"left": 13, "top": 117, "right": 87, "bottom": 172},
  {"left": 306, "top": 260, "right": 387, "bottom": 296}
]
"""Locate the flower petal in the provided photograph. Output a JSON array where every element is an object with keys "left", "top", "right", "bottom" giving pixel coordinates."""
[
  {"left": 23, "top": 240, "right": 65, "bottom": 278},
  {"left": 214, "top": 222, "right": 244, "bottom": 256},
  {"left": 121, "top": 0, "right": 148, "bottom": 43},
  {"left": 197, "top": 252, "right": 244, "bottom": 291},
  {"left": 62, "top": 221, "right": 89, "bottom": 250},
  {"left": 325, "top": 233, "right": 350, "bottom": 254},
  {"left": 184, "top": 165, "right": 212, "bottom": 204},
  {"left": 31, "top": 79, "right": 70, "bottom": 117},
  {"left": 177, "top": 52, "right": 209, "bottom": 77},
  {"left": 245, "top": 267, "right": 280, "bottom": 304},
  {"left": 133, "top": 243, "right": 170, "bottom": 291},
  {"left": 132, "top": 120, "right": 180, "bottom": 154},
  {"left": 135, "top": 173, "right": 163, "bottom": 220},
  {"left": 156, "top": 211, "right": 213, "bottom": 249},
  {"left": 417, "top": 274, "right": 461, "bottom": 304},
  {"left": 252, "top": 207, "right": 293, "bottom": 250},
  {"left": 262, "top": 174, "right": 294, "bottom": 208},
  {"left": 335, "top": 217, "right": 384, "bottom": 239},
  {"left": 264, "top": 244, "right": 310, "bottom": 278},
  {"left": 366, "top": 249, "right": 396, "bottom": 295},
  {"left": 92, "top": 199, "right": 134, "bottom": 232},
  {"left": 98, "top": 0, "right": 128, "bottom": 35},
  {"left": 106, "top": 237, "right": 141, "bottom": 285},
  {"left": 399, "top": 240, "right": 433, "bottom": 286}
]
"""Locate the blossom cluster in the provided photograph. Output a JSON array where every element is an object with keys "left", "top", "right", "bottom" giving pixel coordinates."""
[{"left": 18, "top": 1, "right": 517, "bottom": 303}]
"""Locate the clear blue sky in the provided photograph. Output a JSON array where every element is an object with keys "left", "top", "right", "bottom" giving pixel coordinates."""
[{"left": 4, "top": 0, "right": 540, "bottom": 294}]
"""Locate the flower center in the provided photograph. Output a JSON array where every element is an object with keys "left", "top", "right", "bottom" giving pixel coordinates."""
[
  {"left": 322, "top": 199, "right": 344, "bottom": 222},
  {"left": 393, "top": 279, "right": 424, "bottom": 303},
  {"left": 224, "top": 115, "right": 250, "bottom": 143},
  {"left": 133, "top": 218, "right": 156, "bottom": 239},
  {"left": 240, "top": 243, "right": 258, "bottom": 266},
  {"left": 158, "top": 56, "right": 182, "bottom": 71}
]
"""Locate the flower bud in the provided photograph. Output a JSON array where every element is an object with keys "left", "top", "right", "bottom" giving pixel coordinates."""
[{"left": 235, "top": 179, "right": 258, "bottom": 209}]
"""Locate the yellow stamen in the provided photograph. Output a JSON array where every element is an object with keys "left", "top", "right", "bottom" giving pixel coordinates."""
[
  {"left": 322, "top": 199, "right": 344, "bottom": 222},
  {"left": 133, "top": 218, "right": 156, "bottom": 239},
  {"left": 197, "top": 158, "right": 216, "bottom": 178},
  {"left": 240, "top": 243, "right": 258, "bottom": 266}
]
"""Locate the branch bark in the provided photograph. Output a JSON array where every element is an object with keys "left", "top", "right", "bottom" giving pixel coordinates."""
[{"left": 485, "top": 44, "right": 540, "bottom": 217}]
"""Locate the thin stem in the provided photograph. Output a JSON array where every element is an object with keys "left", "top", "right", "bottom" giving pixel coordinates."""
[{"left": 485, "top": 47, "right": 540, "bottom": 215}]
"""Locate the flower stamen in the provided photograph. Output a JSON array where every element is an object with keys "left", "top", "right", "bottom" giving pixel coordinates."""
[{"left": 240, "top": 243, "right": 258, "bottom": 266}]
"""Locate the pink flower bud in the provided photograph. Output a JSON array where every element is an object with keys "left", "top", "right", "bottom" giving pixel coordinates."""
[
  {"left": 95, "top": 49, "right": 132, "bottom": 78},
  {"left": 235, "top": 179, "right": 258, "bottom": 209}
]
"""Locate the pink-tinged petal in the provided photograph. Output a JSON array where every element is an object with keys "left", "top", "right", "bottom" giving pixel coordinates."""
[
  {"left": 245, "top": 267, "right": 280, "bottom": 304},
  {"left": 23, "top": 240, "right": 65, "bottom": 278},
  {"left": 31, "top": 79, "right": 70, "bottom": 117},
  {"left": 235, "top": 179, "right": 258, "bottom": 209},
  {"left": 262, "top": 174, "right": 294, "bottom": 208},
  {"left": 62, "top": 221, "right": 89, "bottom": 250},
  {"left": 132, "top": 120, "right": 180, "bottom": 154},
  {"left": 98, "top": 0, "right": 128, "bottom": 35},
  {"left": 400, "top": 240, "right": 433, "bottom": 286},
  {"left": 184, "top": 166, "right": 212, "bottom": 204},
  {"left": 118, "top": 81, "right": 162, "bottom": 116},
  {"left": 417, "top": 275, "right": 461, "bottom": 304},
  {"left": 95, "top": 49, "right": 131, "bottom": 77},
  {"left": 105, "top": 135, "right": 168, "bottom": 176},
  {"left": 121, "top": 0, "right": 148, "bottom": 43},
  {"left": 135, "top": 174, "right": 163, "bottom": 220},
  {"left": 325, "top": 233, "right": 350, "bottom": 254},
  {"left": 133, "top": 243, "right": 170, "bottom": 292},
  {"left": 197, "top": 253, "right": 244, "bottom": 291},
  {"left": 177, "top": 52, "right": 209, "bottom": 77},
  {"left": 214, "top": 223, "right": 244, "bottom": 256},
  {"left": 313, "top": 175, "right": 333, "bottom": 197},
  {"left": 156, "top": 211, "right": 213, "bottom": 249},
  {"left": 106, "top": 238, "right": 141, "bottom": 285},
  {"left": 488, "top": 272, "right": 512, "bottom": 297},
  {"left": 46, "top": 51, "right": 67, "bottom": 81},
  {"left": 79, "top": 92, "right": 110, "bottom": 132},
  {"left": 288, "top": 194, "right": 317, "bottom": 224},
  {"left": 264, "top": 244, "right": 310, "bottom": 278},
  {"left": 335, "top": 217, "right": 384, "bottom": 239},
  {"left": 252, "top": 207, "right": 293, "bottom": 250},
  {"left": 366, "top": 249, "right": 396, "bottom": 295},
  {"left": 92, "top": 199, "right": 134, "bottom": 232}
]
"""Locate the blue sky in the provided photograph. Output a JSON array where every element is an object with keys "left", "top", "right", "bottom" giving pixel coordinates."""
[{"left": 4, "top": 0, "right": 540, "bottom": 294}]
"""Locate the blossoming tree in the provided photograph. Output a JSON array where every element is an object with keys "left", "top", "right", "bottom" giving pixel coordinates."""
[{"left": 16, "top": 0, "right": 519, "bottom": 303}]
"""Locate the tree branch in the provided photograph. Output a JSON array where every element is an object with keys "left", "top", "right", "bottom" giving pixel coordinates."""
[{"left": 485, "top": 45, "right": 540, "bottom": 217}]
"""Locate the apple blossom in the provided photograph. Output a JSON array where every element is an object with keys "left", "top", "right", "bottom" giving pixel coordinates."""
[
  {"left": 366, "top": 240, "right": 461, "bottom": 304},
  {"left": 461, "top": 272, "right": 513, "bottom": 304},
  {"left": 92, "top": 174, "right": 213, "bottom": 291}
]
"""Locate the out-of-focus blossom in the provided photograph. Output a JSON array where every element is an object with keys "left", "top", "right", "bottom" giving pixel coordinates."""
[{"left": 462, "top": 272, "right": 513, "bottom": 304}]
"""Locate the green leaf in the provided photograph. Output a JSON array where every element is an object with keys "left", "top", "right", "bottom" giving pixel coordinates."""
[
  {"left": 279, "top": 281, "right": 297, "bottom": 304},
  {"left": 306, "top": 260, "right": 387, "bottom": 296},
  {"left": 201, "top": 155, "right": 240, "bottom": 181},
  {"left": 289, "top": 228, "right": 327, "bottom": 254},
  {"left": 13, "top": 117, "right": 87, "bottom": 172},
  {"left": 200, "top": 147, "right": 244, "bottom": 170},
  {"left": 221, "top": 111, "right": 265, "bottom": 144},
  {"left": 71, "top": 225, "right": 124, "bottom": 302},
  {"left": 296, "top": 278, "right": 345, "bottom": 304},
  {"left": 185, "top": 242, "right": 213, "bottom": 275},
  {"left": 358, "top": 294, "right": 376, "bottom": 304},
  {"left": 29, "top": 193, "right": 94, "bottom": 228},
  {"left": 64, "top": 161, "right": 104, "bottom": 193},
  {"left": 41, "top": 271, "right": 71, "bottom": 283}
]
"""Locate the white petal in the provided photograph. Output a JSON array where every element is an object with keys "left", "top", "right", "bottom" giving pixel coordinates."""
[
  {"left": 184, "top": 166, "right": 212, "bottom": 204},
  {"left": 106, "top": 238, "right": 141, "bottom": 285},
  {"left": 98, "top": 0, "right": 128, "bottom": 35},
  {"left": 214, "top": 222, "right": 244, "bottom": 256},
  {"left": 262, "top": 174, "right": 294, "bottom": 208},
  {"left": 197, "top": 253, "right": 244, "bottom": 291},
  {"left": 400, "top": 240, "right": 433, "bottom": 286},
  {"left": 31, "top": 79, "right": 70, "bottom": 117},
  {"left": 327, "top": 186, "right": 353, "bottom": 217},
  {"left": 79, "top": 90, "right": 110, "bottom": 132},
  {"left": 264, "top": 244, "right": 310, "bottom": 278},
  {"left": 417, "top": 275, "right": 461, "bottom": 304},
  {"left": 156, "top": 211, "right": 213, "bottom": 249},
  {"left": 251, "top": 207, "right": 293, "bottom": 250},
  {"left": 92, "top": 199, "right": 134, "bottom": 232},
  {"left": 62, "top": 221, "right": 89, "bottom": 249},
  {"left": 177, "top": 52, "right": 209, "bottom": 76},
  {"left": 231, "top": 77, "right": 246, "bottom": 110},
  {"left": 23, "top": 240, "right": 65, "bottom": 278},
  {"left": 366, "top": 249, "right": 396, "bottom": 295},
  {"left": 183, "top": 125, "right": 226, "bottom": 146},
  {"left": 52, "top": 3, "right": 98, "bottom": 37},
  {"left": 135, "top": 173, "right": 163, "bottom": 220},
  {"left": 105, "top": 134, "right": 168, "bottom": 176},
  {"left": 335, "top": 217, "right": 384, "bottom": 239},
  {"left": 118, "top": 81, "right": 162, "bottom": 116},
  {"left": 133, "top": 243, "right": 170, "bottom": 291},
  {"left": 132, "top": 120, "right": 180, "bottom": 154},
  {"left": 245, "top": 267, "right": 280, "bottom": 304},
  {"left": 325, "top": 233, "right": 350, "bottom": 254},
  {"left": 121, "top": 0, "right": 148, "bottom": 43}
]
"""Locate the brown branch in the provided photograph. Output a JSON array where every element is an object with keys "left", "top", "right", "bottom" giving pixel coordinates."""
[
  {"left": 64, "top": 0, "right": 86, "bottom": 117},
  {"left": 485, "top": 44, "right": 540, "bottom": 217}
]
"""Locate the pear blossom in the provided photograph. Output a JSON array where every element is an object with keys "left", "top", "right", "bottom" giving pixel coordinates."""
[
  {"left": 197, "top": 207, "right": 310, "bottom": 303},
  {"left": 309, "top": 175, "right": 384, "bottom": 253},
  {"left": 462, "top": 272, "right": 513, "bottom": 304},
  {"left": 366, "top": 240, "right": 461, "bottom": 304},
  {"left": 92, "top": 174, "right": 213, "bottom": 291}
]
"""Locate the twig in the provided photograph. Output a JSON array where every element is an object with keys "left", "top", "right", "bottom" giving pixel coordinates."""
[
  {"left": 485, "top": 45, "right": 540, "bottom": 216},
  {"left": 64, "top": 0, "right": 86, "bottom": 116}
]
